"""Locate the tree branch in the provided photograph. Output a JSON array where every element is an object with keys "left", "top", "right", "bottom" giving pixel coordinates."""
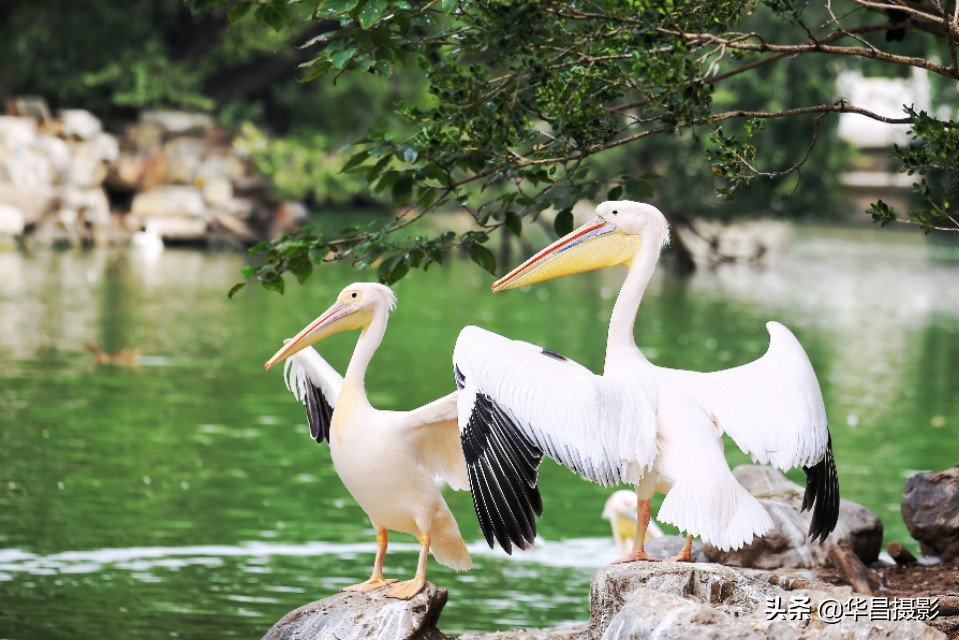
[{"left": 665, "top": 29, "right": 959, "bottom": 78}]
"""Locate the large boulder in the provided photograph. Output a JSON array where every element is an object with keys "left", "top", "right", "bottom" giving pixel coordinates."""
[
  {"left": 263, "top": 582, "right": 451, "bottom": 640},
  {"left": 59, "top": 109, "right": 104, "bottom": 141},
  {"left": 902, "top": 463, "right": 959, "bottom": 562},
  {"left": 704, "top": 465, "right": 883, "bottom": 569},
  {"left": 588, "top": 562, "right": 945, "bottom": 640},
  {"left": 131, "top": 186, "right": 207, "bottom": 220}
]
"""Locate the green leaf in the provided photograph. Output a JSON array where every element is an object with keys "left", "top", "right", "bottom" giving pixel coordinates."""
[
  {"left": 419, "top": 187, "right": 437, "bottom": 208},
  {"left": 254, "top": 5, "right": 286, "bottom": 30},
  {"left": 553, "top": 208, "right": 573, "bottom": 237},
  {"left": 341, "top": 149, "right": 371, "bottom": 173},
  {"left": 391, "top": 175, "right": 415, "bottom": 204},
  {"left": 317, "top": 0, "right": 360, "bottom": 17},
  {"left": 262, "top": 276, "right": 285, "bottom": 295},
  {"left": 330, "top": 47, "right": 357, "bottom": 70},
  {"left": 358, "top": 0, "right": 389, "bottom": 29},
  {"left": 227, "top": 1, "right": 253, "bottom": 22},
  {"left": 607, "top": 185, "right": 623, "bottom": 200},
  {"left": 377, "top": 254, "right": 408, "bottom": 284},
  {"left": 289, "top": 258, "right": 314, "bottom": 284},
  {"left": 273, "top": 2, "right": 293, "bottom": 25},
  {"left": 504, "top": 211, "right": 522, "bottom": 236},
  {"left": 469, "top": 243, "right": 497, "bottom": 275},
  {"left": 227, "top": 282, "right": 246, "bottom": 298}
]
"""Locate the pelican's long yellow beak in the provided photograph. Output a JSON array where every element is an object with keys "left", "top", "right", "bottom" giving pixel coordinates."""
[
  {"left": 492, "top": 215, "right": 641, "bottom": 292},
  {"left": 264, "top": 300, "right": 363, "bottom": 370}
]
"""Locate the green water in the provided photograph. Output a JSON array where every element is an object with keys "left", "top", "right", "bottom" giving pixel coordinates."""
[{"left": 1, "top": 225, "right": 957, "bottom": 638}]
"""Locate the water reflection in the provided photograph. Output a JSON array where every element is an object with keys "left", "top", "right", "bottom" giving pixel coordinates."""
[{"left": 1, "top": 226, "right": 957, "bottom": 638}]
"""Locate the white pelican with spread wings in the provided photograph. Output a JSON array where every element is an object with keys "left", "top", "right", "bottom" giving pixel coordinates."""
[{"left": 454, "top": 201, "right": 839, "bottom": 562}]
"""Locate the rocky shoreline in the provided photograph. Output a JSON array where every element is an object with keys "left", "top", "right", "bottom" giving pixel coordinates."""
[
  {"left": 262, "top": 464, "right": 959, "bottom": 640},
  {"left": 0, "top": 99, "right": 301, "bottom": 250}
]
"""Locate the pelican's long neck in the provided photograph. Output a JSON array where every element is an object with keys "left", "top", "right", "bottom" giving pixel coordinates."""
[
  {"left": 606, "top": 235, "right": 662, "bottom": 367},
  {"left": 340, "top": 310, "right": 388, "bottom": 411}
]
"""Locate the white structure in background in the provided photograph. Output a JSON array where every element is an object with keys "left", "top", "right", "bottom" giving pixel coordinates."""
[
  {"left": 835, "top": 68, "right": 932, "bottom": 212},
  {"left": 836, "top": 67, "right": 931, "bottom": 147}
]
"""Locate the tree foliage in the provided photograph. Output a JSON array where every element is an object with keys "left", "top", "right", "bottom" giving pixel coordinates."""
[{"left": 229, "top": 0, "right": 959, "bottom": 293}]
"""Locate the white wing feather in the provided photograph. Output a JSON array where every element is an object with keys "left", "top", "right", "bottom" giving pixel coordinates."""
[
  {"left": 283, "top": 344, "right": 343, "bottom": 408},
  {"left": 660, "top": 321, "right": 828, "bottom": 470},
  {"left": 398, "top": 392, "right": 470, "bottom": 492},
  {"left": 454, "top": 325, "right": 658, "bottom": 486}
]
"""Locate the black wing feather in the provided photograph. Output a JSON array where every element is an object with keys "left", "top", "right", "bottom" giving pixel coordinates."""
[
  {"left": 801, "top": 432, "right": 840, "bottom": 543},
  {"left": 303, "top": 378, "right": 334, "bottom": 444},
  {"left": 461, "top": 392, "right": 544, "bottom": 554}
]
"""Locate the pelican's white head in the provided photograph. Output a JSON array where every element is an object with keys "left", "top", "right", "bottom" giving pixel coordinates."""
[
  {"left": 264, "top": 282, "right": 397, "bottom": 370},
  {"left": 595, "top": 201, "right": 670, "bottom": 246},
  {"left": 493, "top": 200, "right": 670, "bottom": 292}
]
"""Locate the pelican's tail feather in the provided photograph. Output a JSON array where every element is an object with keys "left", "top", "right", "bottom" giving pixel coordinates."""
[
  {"left": 429, "top": 507, "right": 472, "bottom": 571},
  {"left": 658, "top": 475, "right": 773, "bottom": 552}
]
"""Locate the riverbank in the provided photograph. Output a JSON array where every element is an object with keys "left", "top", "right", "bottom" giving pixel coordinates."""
[
  {"left": 264, "top": 562, "right": 958, "bottom": 640},
  {"left": 0, "top": 99, "right": 302, "bottom": 249}
]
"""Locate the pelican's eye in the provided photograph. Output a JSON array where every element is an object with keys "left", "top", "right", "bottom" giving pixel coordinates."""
[
  {"left": 351, "top": 292, "right": 358, "bottom": 299},
  {"left": 612, "top": 210, "right": 618, "bottom": 215}
]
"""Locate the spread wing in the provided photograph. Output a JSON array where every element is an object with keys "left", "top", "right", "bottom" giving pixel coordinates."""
[
  {"left": 453, "top": 325, "right": 658, "bottom": 553},
  {"left": 283, "top": 345, "right": 343, "bottom": 444},
  {"left": 660, "top": 321, "right": 839, "bottom": 541},
  {"left": 397, "top": 391, "right": 470, "bottom": 492}
]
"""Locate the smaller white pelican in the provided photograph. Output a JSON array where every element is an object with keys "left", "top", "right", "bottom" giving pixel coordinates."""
[
  {"left": 265, "top": 283, "right": 472, "bottom": 599},
  {"left": 602, "top": 490, "right": 663, "bottom": 555}
]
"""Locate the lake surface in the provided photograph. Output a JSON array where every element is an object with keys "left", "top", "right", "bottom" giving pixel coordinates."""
[{"left": 1, "top": 224, "right": 957, "bottom": 638}]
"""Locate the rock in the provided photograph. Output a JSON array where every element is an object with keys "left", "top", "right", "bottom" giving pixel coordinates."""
[
  {"left": 588, "top": 562, "right": 945, "bottom": 640},
  {"left": 458, "top": 625, "right": 586, "bottom": 640},
  {"left": 136, "top": 216, "right": 208, "bottom": 243},
  {"left": 644, "top": 534, "right": 707, "bottom": 562},
  {"left": 140, "top": 110, "right": 214, "bottom": 136},
  {"left": 5, "top": 96, "right": 51, "bottom": 122},
  {"left": 262, "top": 582, "right": 450, "bottom": 640},
  {"left": 0, "top": 203, "right": 25, "bottom": 237},
  {"left": 196, "top": 149, "right": 250, "bottom": 186},
  {"left": 589, "top": 561, "right": 781, "bottom": 638},
  {"left": 66, "top": 134, "right": 119, "bottom": 188},
  {"left": 902, "top": 464, "right": 959, "bottom": 562},
  {"left": 31, "top": 134, "right": 72, "bottom": 182},
  {"left": 61, "top": 187, "right": 111, "bottom": 226},
  {"left": 0, "top": 184, "right": 55, "bottom": 225},
  {"left": 200, "top": 176, "right": 233, "bottom": 208},
  {"left": 162, "top": 137, "right": 207, "bottom": 184},
  {"left": 703, "top": 465, "right": 883, "bottom": 569},
  {"left": 0, "top": 115, "right": 38, "bottom": 149},
  {"left": 59, "top": 109, "right": 103, "bottom": 140},
  {"left": 269, "top": 200, "right": 309, "bottom": 238},
  {"left": 131, "top": 186, "right": 207, "bottom": 219}
]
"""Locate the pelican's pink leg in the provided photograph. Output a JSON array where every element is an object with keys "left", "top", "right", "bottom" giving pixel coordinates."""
[
  {"left": 613, "top": 498, "right": 659, "bottom": 563},
  {"left": 668, "top": 534, "right": 695, "bottom": 562}
]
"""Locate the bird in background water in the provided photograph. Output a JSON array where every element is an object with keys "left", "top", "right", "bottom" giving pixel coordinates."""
[{"left": 86, "top": 341, "right": 141, "bottom": 367}]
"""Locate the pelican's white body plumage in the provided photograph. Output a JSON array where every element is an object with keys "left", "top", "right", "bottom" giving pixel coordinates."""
[
  {"left": 268, "top": 283, "right": 471, "bottom": 598},
  {"left": 454, "top": 201, "right": 838, "bottom": 557}
]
